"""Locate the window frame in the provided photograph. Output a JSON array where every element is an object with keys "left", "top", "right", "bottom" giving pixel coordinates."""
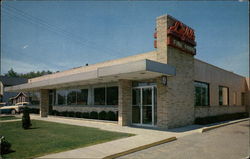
[
  {"left": 241, "top": 92, "right": 245, "bottom": 106},
  {"left": 233, "top": 91, "right": 237, "bottom": 105},
  {"left": 93, "top": 87, "right": 106, "bottom": 105},
  {"left": 106, "top": 86, "right": 118, "bottom": 105},
  {"left": 27, "top": 91, "right": 41, "bottom": 105},
  {"left": 93, "top": 84, "right": 119, "bottom": 106},
  {"left": 55, "top": 87, "right": 89, "bottom": 106},
  {"left": 76, "top": 89, "right": 89, "bottom": 106},
  {"left": 194, "top": 81, "right": 210, "bottom": 106},
  {"left": 56, "top": 89, "right": 68, "bottom": 106}
]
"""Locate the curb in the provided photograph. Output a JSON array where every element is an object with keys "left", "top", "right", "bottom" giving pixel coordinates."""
[
  {"left": 200, "top": 118, "right": 250, "bottom": 133},
  {"left": 103, "top": 137, "right": 177, "bottom": 159}
]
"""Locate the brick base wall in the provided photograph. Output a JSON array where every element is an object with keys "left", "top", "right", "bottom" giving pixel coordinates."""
[
  {"left": 195, "top": 106, "right": 246, "bottom": 118},
  {"left": 53, "top": 105, "right": 118, "bottom": 113}
]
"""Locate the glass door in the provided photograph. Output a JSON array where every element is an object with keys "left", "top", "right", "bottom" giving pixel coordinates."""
[
  {"left": 132, "top": 88, "right": 141, "bottom": 124},
  {"left": 132, "top": 86, "right": 156, "bottom": 126},
  {"left": 142, "top": 87, "right": 153, "bottom": 125}
]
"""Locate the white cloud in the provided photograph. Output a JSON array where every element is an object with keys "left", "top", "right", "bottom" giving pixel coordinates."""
[
  {"left": 1, "top": 58, "right": 57, "bottom": 74},
  {"left": 22, "top": 45, "right": 29, "bottom": 49}
]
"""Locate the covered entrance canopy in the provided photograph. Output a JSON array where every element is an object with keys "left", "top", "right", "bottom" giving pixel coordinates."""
[{"left": 5, "top": 59, "right": 176, "bottom": 92}]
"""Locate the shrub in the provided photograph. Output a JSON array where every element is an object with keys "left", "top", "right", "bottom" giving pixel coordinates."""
[
  {"left": 98, "top": 111, "right": 107, "bottom": 120},
  {"left": 50, "top": 110, "right": 58, "bottom": 115},
  {"left": 22, "top": 107, "right": 32, "bottom": 129},
  {"left": 82, "top": 112, "right": 90, "bottom": 118},
  {"left": 107, "top": 111, "right": 116, "bottom": 121},
  {"left": 68, "top": 111, "right": 75, "bottom": 117},
  {"left": 29, "top": 108, "right": 40, "bottom": 114},
  {"left": 89, "top": 111, "right": 98, "bottom": 119},
  {"left": 195, "top": 112, "right": 249, "bottom": 125},
  {"left": 0, "top": 136, "right": 11, "bottom": 155},
  {"left": 48, "top": 110, "right": 53, "bottom": 115},
  {"left": 75, "top": 112, "right": 82, "bottom": 118},
  {"left": 54, "top": 110, "right": 60, "bottom": 116},
  {"left": 61, "top": 111, "right": 68, "bottom": 117}
]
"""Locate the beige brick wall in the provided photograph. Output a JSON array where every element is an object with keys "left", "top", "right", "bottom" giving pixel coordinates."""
[
  {"left": 194, "top": 59, "right": 247, "bottom": 106},
  {"left": 40, "top": 89, "right": 49, "bottom": 117},
  {"left": 194, "top": 59, "right": 248, "bottom": 117},
  {"left": 118, "top": 79, "right": 132, "bottom": 126},
  {"left": 156, "top": 77, "right": 168, "bottom": 127},
  {"left": 156, "top": 15, "right": 168, "bottom": 63},
  {"left": 155, "top": 15, "right": 195, "bottom": 128},
  {"left": 165, "top": 48, "right": 195, "bottom": 128},
  {"left": 245, "top": 77, "right": 250, "bottom": 113}
]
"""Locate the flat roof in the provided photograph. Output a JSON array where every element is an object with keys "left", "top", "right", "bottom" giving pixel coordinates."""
[{"left": 5, "top": 59, "right": 175, "bottom": 92}]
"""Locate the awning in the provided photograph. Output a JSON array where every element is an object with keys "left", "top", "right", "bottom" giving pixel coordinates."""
[{"left": 5, "top": 59, "right": 176, "bottom": 92}]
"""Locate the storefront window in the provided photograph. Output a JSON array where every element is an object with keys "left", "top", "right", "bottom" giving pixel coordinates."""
[
  {"left": 219, "top": 86, "right": 229, "bottom": 106},
  {"left": 94, "top": 87, "right": 105, "bottom": 105},
  {"left": 107, "top": 87, "right": 118, "bottom": 105},
  {"left": 94, "top": 86, "right": 118, "bottom": 105},
  {"left": 55, "top": 85, "right": 117, "bottom": 106},
  {"left": 28, "top": 92, "right": 40, "bottom": 105},
  {"left": 132, "top": 82, "right": 156, "bottom": 87},
  {"left": 67, "top": 89, "right": 77, "bottom": 105},
  {"left": 56, "top": 89, "right": 89, "bottom": 105},
  {"left": 57, "top": 90, "right": 67, "bottom": 105},
  {"left": 77, "top": 89, "right": 88, "bottom": 105},
  {"left": 194, "top": 81, "right": 209, "bottom": 106}
]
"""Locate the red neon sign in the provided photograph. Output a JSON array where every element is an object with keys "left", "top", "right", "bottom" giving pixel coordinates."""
[{"left": 167, "top": 21, "right": 196, "bottom": 46}]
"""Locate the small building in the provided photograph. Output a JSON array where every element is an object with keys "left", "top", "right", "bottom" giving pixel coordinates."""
[
  {"left": 5, "top": 14, "right": 250, "bottom": 129},
  {"left": 9, "top": 92, "right": 29, "bottom": 104},
  {"left": 0, "top": 76, "right": 28, "bottom": 104}
]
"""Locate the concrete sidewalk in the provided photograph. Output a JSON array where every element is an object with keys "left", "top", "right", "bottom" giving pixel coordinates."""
[
  {"left": 0, "top": 119, "right": 21, "bottom": 123},
  {"left": 31, "top": 115, "right": 202, "bottom": 159}
]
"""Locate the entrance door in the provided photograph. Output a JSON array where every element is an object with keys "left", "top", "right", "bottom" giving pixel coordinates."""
[{"left": 132, "top": 86, "right": 156, "bottom": 126}]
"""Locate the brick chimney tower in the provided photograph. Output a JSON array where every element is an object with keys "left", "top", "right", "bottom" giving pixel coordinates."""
[{"left": 155, "top": 15, "right": 197, "bottom": 128}]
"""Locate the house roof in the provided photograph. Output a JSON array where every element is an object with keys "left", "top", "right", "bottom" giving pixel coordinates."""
[
  {"left": 9, "top": 92, "right": 27, "bottom": 99},
  {"left": 0, "top": 76, "right": 28, "bottom": 86}
]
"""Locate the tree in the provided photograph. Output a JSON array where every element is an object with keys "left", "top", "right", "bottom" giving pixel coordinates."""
[
  {"left": 4, "top": 68, "right": 53, "bottom": 79},
  {"left": 5, "top": 68, "right": 18, "bottom": 77}
]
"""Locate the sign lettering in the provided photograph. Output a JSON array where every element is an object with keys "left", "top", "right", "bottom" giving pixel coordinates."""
[{"left": 168, "top": 21, "right": 196, "bottom": 46}]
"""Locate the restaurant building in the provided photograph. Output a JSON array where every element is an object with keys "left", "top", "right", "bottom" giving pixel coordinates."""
[{"left": 5, "top": 14, "right": 250, "bottom": 129}]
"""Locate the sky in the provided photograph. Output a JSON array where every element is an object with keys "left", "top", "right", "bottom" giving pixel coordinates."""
[{"left": 1, "top": 1, "right": 249, "bottom": 77}]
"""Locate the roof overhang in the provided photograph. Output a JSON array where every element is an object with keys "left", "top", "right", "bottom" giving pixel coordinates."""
[{"left": 5, "top": 59, "right": 176, "bottom": 92}]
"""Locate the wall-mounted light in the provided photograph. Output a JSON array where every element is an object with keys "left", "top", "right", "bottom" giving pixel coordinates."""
[{"left": 162, "top": 76, "right": 167, "bottom": 86}]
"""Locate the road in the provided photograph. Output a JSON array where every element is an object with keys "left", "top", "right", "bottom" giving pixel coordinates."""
[{"left": 119, "top": 121, "right": 250, "bottom": 159}]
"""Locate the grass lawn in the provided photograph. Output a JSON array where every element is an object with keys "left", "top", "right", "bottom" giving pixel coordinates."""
[
  {"left": 0, "top": 116, "right": 20, "bottom": 121},
  {"left": 0, "top": 120, "right": 133, "bottom": 159}
]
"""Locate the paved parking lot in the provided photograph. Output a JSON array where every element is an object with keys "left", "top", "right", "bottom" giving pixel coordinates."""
[{"left": 119, "top": 121, "right": 250, "bottom": 159}]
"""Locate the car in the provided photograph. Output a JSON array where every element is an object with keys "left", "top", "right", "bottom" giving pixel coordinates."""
[
  {"left": 0, "top": 102, "right": 30, "bottom": 114},
  {"left": 0, "top": 102, "right": 7, "bottom": 108}
]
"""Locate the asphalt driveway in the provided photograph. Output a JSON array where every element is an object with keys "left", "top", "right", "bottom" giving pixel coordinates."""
[{"left": 119, "top": 121, "right": 250, "bottom": 159}]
